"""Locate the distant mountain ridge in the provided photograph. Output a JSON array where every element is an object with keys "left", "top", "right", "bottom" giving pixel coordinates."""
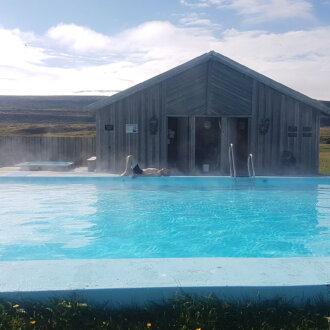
[{"left": 0, "top": 95, "right": 106, "bottom": 124}]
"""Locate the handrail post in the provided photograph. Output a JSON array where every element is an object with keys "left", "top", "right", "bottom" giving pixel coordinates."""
[
  {"left": 229, "top": 143, "right": 236, "bottom": 182},
  {"left": 229, "top": 145, "right": 233, "bottom": 177},
  {"left": 250, "top": 153, "right": 255, "bottom": 178},
  {"left": 247, "top": 153, "right": 255, "bottom": 180}
]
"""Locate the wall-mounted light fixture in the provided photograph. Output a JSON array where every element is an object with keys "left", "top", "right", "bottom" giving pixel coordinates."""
[
  {"left": 105, "top": 124, "right": 114, "bottom": 131},
  {"left": 149, "top": 116, "right": 158, "bottom": 135},
  {"left": 203, "top": 120, "right": 212, "bottom": 130},
  {"left": 259, "top": 118, "right": 270, "bottom": 135}
]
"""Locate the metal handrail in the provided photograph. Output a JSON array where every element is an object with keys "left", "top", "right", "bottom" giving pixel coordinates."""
[
  {"left": 229, "top": 143, "right": 236, "bottom": 181},
  {"left": 247, "top": 153, "right": 255, "bottom": 179}
]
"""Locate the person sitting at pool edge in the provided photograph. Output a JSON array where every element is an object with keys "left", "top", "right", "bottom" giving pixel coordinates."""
[{"left": 120, "top": 155, "right": 170, "bottom": 177}]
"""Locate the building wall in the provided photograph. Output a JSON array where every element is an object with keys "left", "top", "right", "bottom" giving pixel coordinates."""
[
  {"left": 250, "top": 81, "right": 320, "bottom": 175},
  {"left": 208, "top": 60, "right": 253, "bottom": 116},
  {"left": 165, "top": 62, "right": 208, "bottom": 116},
  {"left": 96, "top": 82, "right": 167, "bottom": 172},
  {"left": 96, "top": 64, "right": 321, "bottom": 175}
]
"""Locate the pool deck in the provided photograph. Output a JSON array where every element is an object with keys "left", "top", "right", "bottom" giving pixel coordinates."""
[
  {"left": 0, "top": 166, "right": 118, "bottom": 177},
  {"left": 0, "top": 168, "right": 329, "bottom": 306},
  {"left": 0, "top": 258, "right": 329, "bottom": 306}
]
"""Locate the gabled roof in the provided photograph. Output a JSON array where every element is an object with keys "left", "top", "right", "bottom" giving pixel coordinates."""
[{"left": 87, "top": 51, "right": 330, "bottom": 115}]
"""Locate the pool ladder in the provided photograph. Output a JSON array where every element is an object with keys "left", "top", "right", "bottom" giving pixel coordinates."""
[
  {"left": 247, "top": 153, "right": 256, "bottom": 181},
  {"left": 229, "top": 143, "right": 236, "bottom": 182},
  {"left": 229, "top": 144, "right": 256, "bottom": 183}
]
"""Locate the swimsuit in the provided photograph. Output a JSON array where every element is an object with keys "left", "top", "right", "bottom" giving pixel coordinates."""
[{"left": 132, "top": 164, "right": 143, "bottom": 175}]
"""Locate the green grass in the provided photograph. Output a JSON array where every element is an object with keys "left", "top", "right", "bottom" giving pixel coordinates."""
[
  {"left": 320, "top": 127, "right": 330, "bottom": 144},
  {"left": 319, "top": 143, "right": 330, "bottom": 175},
  {"left": 0, "top": 123, "right": 96, "bottom": 138},
  {"left": 319, "top": 127, "right": 330, "bottom": 175},
  {"left": 0, "top": 295, "right": 329, "bottom": 330}
]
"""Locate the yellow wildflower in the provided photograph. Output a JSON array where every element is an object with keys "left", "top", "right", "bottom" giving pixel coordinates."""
[
  {"left": 78, "top": 302, "right": 88, "bottom": 307},
  {"left": 13, "top": 304, "right": 19, "bottom": 308},
  {"left": 30, "top": 320, "right": 36, "bottom": 325},
  {"left": 147, "top": 323, "right": 152, "bottom": 328}
]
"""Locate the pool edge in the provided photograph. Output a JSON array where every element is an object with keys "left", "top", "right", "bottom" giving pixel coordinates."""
[{"left": 0, "top": 257, "right": 329, "bottom": 306}]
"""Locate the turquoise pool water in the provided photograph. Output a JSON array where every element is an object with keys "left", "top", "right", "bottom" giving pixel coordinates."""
[{"left": 0, "top": 177, "right": 329, "bottom": 261}]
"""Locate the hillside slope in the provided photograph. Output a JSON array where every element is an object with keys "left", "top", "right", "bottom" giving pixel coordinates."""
[{"left": 0, "top": 95, "right": 106, "bottom": 124}]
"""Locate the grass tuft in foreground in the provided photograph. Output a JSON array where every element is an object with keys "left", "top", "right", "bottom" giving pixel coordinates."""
[{"left": 0, "top": 295, "right": 329, "bottom": 329}]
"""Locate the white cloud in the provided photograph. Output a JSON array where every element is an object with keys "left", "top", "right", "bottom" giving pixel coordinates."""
[
  {"left": 216, "top": 27, "right": 330, "bottom": 99},
  {"left": 47, "top": 23, "right": 112, "bottom": 53},
  {"left": 0, "top": 28, "right": 47, "bottom": 67},
  {"left": 181, "top": 0, "right": 314, "bottom": 22},
  {"left": 225, "top": 0, "right": 313, "bottom": 22},
  {"left": 179, "top": 12, "right": 222, "bottom": 28},
  {"left": 180, "top": 0, "right": 210, "bottom": 8},
  {"left": 0, "top": 22, "right": 329, "bottom": 100}
]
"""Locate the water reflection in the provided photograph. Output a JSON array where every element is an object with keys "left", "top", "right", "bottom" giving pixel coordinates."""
[{"left": 0, "top": 184, "right": 97, "bottom": 259}]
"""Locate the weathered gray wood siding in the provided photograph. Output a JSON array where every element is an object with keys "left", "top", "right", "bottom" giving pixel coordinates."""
[
  {"left": 96, "top": 83, "right": 167, "bottom": 172},
  {"left": 250, "top": 81, "right": 320, "bottom": 175},
  {"left": 165, "top": 62, "right": 208, "bottom": 116},
  {"left": 97, "top": 63, "right": 209, "bottom": 172},
  {"left": 0, "top": 136, "right": 95, "bottom": 166},
  {"left": 220, "top": 117, "right": 238, "bottom": 174},
  {"left": 208, "top": 60, "right": 253, "bottom": 116},
  {"left": 96, "top": 58, "right": 321, "bottom": 175}
]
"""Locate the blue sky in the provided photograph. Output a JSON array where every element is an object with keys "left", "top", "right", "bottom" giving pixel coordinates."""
[{"left": 0, "top": 0, "right": 329, "bottom": 99}]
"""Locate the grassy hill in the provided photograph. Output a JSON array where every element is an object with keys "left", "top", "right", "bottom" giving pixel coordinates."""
[
  {"left": 320, "top": 127, "right": 330, "bottom": 175},
  {"left": 0, "top": 95, "right": 105, "bottom": 124},
  {"left": 0, "top": 95, "right": 106, "bottom": 137}
]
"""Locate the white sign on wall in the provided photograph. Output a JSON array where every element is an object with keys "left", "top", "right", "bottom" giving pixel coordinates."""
[{"left": 126, "top": 124, "right": 138, "bottom": 133}]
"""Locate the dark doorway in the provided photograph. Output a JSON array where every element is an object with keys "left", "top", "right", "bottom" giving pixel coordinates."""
[
  {"left": 235, "top": 118, "right": 249, "bottom": 176},
  {"left": 167, "top": 117, "right": 189, "bottom": 173},
  {"left": 195, "top": 117, "right": 221, "bottom": 174}
]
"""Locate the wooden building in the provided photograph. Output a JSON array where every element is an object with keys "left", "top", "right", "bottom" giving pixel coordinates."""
[{"left": 89, "top": 51, "right": 330, "bottom": 175}]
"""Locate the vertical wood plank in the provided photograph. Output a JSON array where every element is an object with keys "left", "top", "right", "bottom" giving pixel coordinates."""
[
  {"left": 250, "top": 80, "right": 258, "bottom": 171},
  {"left": 220, "top": 117, "right": 229, "bottom": 174},
  {"left": 189, "top": 116, "right": 195, "bottom": 173},
  {"left": 160, "top": 81, "right": 167, "bottom": 168},
  {"left": 257, "top": 83, "right": 265, "bottom": 173}
]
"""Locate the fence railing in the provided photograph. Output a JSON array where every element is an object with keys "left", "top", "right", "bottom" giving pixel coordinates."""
[{"left": 0, "top": 136, "right": 95, "bottom": 166}]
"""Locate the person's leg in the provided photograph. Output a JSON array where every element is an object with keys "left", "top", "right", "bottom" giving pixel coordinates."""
[{"left": 120, "top": 155, "right": 133, "bottom": 176}]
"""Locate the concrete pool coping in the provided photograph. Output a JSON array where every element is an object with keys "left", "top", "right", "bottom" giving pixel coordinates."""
[
  {"left": 0, "top": 166, "right": 118, "bottom": 177},
  {"left": 1, "top": 166, "right": 330, "bottom": 179},
  {"left": 0, "top": 258, "right": 329, "bottom": 306},
  {"left": 0, "top": 172, "right": 329, "bottom": 305}
]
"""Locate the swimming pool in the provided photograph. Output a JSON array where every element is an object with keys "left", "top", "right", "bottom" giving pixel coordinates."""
[{"left": 0, "top": 177, "right": 329, "bottom": 261}]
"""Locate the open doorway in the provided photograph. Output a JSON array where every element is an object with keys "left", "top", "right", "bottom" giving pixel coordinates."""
[
  {"left": 195, "top": 117, "right": 221, "bottom": 174},
  {"left": 167, "top": 117, "right": 189, "bottom": 173},
  {"left": 235, "top": 118, "right": 249, "bottom": 176}
]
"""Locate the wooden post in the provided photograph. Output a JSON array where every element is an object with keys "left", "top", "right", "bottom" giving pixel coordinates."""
[{"left": 189, "top": 116, "right": 195, "bottom": 173}]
